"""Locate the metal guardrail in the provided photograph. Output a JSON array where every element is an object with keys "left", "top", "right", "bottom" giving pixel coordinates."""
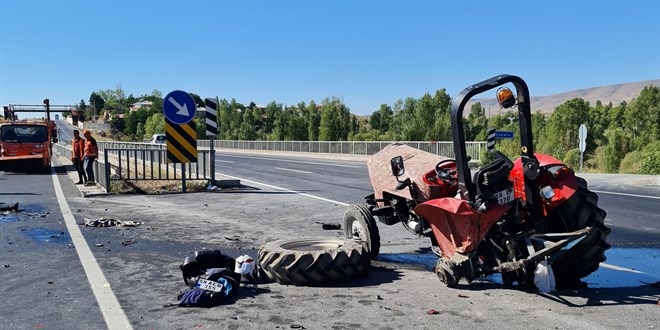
[
  {"left": 196, "top": 140, "right": 487, "bottom": 161},
  {"left": 54, "top": 139, "right": 484, "bottom": 192},
  {"left": 54, "top": 143, "right": 212, "bottom": 192},
  {"left": 102, "top": 147, "right": 212, "bottom": 192}
]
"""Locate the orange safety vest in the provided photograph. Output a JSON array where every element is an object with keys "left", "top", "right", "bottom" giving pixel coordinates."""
[
  {"left": 84, "top": 137, "right": 98, "bottom": 158},
  {"left": 72, "top": 137, "right": 85, "bottom": 159}
]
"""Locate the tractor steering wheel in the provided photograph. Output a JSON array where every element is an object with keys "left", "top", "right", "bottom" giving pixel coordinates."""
[{"left": 434, "top": 159, "right": 456, "bottom": 182}]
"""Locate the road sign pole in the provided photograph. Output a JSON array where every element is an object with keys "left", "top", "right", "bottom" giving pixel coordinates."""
[
  {"left": 205, "top": 97, "right": 219, "bottom": 186},
  {"left": 578, "top": 124, "right": 587, "bottom": 173},
  {"left": 209, "top": 137, "right": 215, "bottom": 185},
  {"left": 182, "top": 163, "right": 186, "bottom": 192}
]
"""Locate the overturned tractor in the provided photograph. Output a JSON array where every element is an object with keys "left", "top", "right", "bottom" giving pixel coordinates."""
[{"left": 344, "top": 74, "right": 610, "bottom": 289}]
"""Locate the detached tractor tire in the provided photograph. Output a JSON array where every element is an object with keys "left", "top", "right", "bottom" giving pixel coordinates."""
[
  {"left": 343, "top": 204, "right": 381, "bottom": 259},
  {"left": 258, "top": 237, "right": 370, "bottom": 286},
  {"left": 547, "top": 177, "right": 611, "bottom": 289}
]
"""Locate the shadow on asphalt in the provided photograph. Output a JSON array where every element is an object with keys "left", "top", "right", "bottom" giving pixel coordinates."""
[{"left": 537, "top": 284, "right": 660, "bottom": 307}]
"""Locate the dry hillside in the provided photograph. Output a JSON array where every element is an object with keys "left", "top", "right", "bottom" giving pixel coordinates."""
[{"left": 467, "top": 79, "right": 660, "bottom": 117}]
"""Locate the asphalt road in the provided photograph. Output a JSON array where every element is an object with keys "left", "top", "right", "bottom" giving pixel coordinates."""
[
  {"left": 1, "top": 150, "right": 659, "bottom": 329},
  {"left": 213, "top": 151, "right": 660, "bottom": 248}
]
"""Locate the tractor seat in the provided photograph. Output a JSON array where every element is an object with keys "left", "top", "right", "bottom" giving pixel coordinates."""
[{"left": 473, "top": 151, "right": 514, "bottom": 196}]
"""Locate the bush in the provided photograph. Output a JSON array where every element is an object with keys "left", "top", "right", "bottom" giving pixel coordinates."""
[
  {"left": 618, "top": 150, "right": 644, "bottom": 174},
  {"left": 641, "top": 151, "right": 660, "bottom": 174},
  {"left": 562, "top": 148, "right": 581, "bottom": 170}
]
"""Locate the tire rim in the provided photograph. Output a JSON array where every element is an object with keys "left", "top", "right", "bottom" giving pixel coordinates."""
[
  {"left": 281, "top": 239, "right": 344, "bottom": 251},
  {"left": 351, "top": 220, "right": 367, "bottom": 242}
]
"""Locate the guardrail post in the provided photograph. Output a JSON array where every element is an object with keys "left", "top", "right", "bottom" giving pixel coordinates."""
[{"left": 104, "top": 152, "right": 111, "bottom": 193}]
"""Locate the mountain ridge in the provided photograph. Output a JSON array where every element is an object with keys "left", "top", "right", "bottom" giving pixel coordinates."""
[{"left": 466, "top": 79, "right": 660, "bottom": 116}]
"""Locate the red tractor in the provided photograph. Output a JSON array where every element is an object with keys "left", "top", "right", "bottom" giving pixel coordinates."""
[{"left": 344, "top": 74, "right": 610, "bottom": 288}]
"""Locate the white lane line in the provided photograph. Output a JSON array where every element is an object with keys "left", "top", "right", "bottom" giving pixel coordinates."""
[
  {"left": 592, "top": 190, "right": 660, "bottom": 200},
  {"left": 220, "top": 154, "right": 360, "bottom": 168},
  {"left": 274, "top": 167, "right": 312, "bottom": 174},
  {"left": 599, "top": 262, "right": 644, "bottom": 273},
  {"left": 216, "top": 172, "right": 348, "bottom": 206},
  {"left": 216, "top": 160, "right": 234, "bottom": 163},
  {"left": 51, "top": 165, "right": 133, "bottom": 330}
]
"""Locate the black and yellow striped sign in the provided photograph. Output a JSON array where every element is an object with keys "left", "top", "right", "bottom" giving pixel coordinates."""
[{"left": 165, "top": 119, "right": 197, "bottom": 163}]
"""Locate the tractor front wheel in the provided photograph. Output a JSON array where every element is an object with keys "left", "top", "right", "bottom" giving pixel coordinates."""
[{"left": 343, "top": 204, "right": 381, "bottom": 259}]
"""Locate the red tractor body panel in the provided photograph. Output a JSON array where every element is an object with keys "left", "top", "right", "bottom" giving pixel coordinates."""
[{"left": 415, "top": 198, "right": 509, "bottom": 258}]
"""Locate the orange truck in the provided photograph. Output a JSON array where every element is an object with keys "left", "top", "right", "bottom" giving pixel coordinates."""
[{"left": 0, "top": 99, "right": 64, "bottom": 173}]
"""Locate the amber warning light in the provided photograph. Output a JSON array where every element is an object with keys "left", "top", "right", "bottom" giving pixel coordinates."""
[{"left": 496, "top": 87, "right": 515, "bottom": 108}]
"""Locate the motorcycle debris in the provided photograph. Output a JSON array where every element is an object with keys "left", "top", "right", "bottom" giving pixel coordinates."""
[
  {"left": 427, "top": 309, "right": 440, "bottom": 315},
  {"left": 320, "top": 222, "right": 341, "bottom": 230},
  {"left": 0, "top": 203, "right": 19, "bottom": 212}
]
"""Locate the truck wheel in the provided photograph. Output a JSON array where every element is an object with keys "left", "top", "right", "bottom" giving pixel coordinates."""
[
  {"left": 547, "top": 178, "right": 611, "bottom": 289},
  {"left": 343, "top": 204, "right": 381, "bottom": 259},
  {"left": 258, "top": 237, "right": 370, "bottom": 286}
]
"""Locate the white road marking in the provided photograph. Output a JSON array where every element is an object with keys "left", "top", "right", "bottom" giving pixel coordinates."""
[
  {"left": 216, "top": 172, "right": 348, "bottom": 206},
  {"left": 599, "top": 262, "right": 644, "bottom": 273},
  {"left": 219, "top": 154, "right": 360, "bottom": 168},
  {"left": 592, "top": 190, "right": 660, "bottom": 200},
  {"left": 274, "top": 167, "right": 312, "bottom": 174},
  {"left": 216, "top": 160, "right": 234, "bottom": 163},
  {"left": 51, "top": 165, "right": 133, "bottom": 330}
]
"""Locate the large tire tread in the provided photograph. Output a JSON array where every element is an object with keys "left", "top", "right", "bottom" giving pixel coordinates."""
[
  {"left": 258, "top": 237, "right": 370, "bottom": 286},
  {"left": 549, "top": 178, "right": 611, "bottom": 288}
]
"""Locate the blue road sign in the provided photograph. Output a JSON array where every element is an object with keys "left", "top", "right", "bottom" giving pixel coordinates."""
[
  {"left": 163, "top": 90, "right": 196, "bottom": 125},
  {"left": 495, "top": 131, "right": 514, "bottom": 139}
]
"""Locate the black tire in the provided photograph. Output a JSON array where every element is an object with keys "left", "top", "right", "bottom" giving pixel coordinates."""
[
  {"left": 343, "top": 204, "right": 381, "bottom": 259},
  {"left": 547, "top": 177, "right": 611, "bottom": 288},
  {"left": 258, "top": 237, "right": 370, "bottom": 286}
]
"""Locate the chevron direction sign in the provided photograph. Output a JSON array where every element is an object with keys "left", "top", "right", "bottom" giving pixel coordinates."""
[{"left": 163, "top": 90, "right": 198, "bottom": 163}]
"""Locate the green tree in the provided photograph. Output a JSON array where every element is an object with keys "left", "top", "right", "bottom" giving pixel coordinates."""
[
  {"left": 88, "top": 92, "right": 105, "bottom": 119},
  {"left": 135, "top": 122, "right": 146, "bottom": 141},
  {"left": 307, "top": 100, "right": 320, "bottom": 141},
  {"left": 319, "top": 97, "right": 350, "bottom": 141},
  {"left": 466, "top": 102, "right": 487, "bottom": 140},
  {"left": 144, "top": 113, "right": 165, "bottom": 138},
  {"left": 538, "top": 98, "right": 590, "bottom": 160}
]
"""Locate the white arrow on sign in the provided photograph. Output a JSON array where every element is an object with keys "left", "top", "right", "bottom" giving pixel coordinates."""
[{"left": 168, "top": 96, "right": 189, "bottom": 117}]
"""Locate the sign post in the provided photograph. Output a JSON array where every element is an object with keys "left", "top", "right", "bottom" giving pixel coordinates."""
[
  {"left": 205, "top": 97, "right": 219, "bottom": 186},
  {"left": 163, "top": 90, "right": 198, "bottom": 192},
  {"left": 487, "top": 128, "right": 496, "bottom": 152},
  {"left": 578, "top": 124, "right": 587, "bottom": 172}
]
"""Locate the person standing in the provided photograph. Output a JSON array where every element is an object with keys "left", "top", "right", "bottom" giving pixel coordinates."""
[
  {"left": 83, "top": 130, "right": 98, "bottom": 186},
  {"left": 71, "top": 130, "right": 87, "bottom": 184}
]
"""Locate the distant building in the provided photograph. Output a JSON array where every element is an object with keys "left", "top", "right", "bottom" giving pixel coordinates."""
[{"left": 129, "top": 101, "right": 153, "bottom": 112}]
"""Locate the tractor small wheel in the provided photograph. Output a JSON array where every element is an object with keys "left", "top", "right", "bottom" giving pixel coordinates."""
[
  {"left": 343, "top": 204, "right": 381, "bottom": 259},
  {"left": 435, "top": 259, "right": 459, "bottom": 287}
]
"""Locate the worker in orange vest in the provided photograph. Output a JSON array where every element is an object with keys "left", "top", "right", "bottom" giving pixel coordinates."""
[
  {"left": 71, "top": 130, "right": 87, "bottom": 184},
  {"left": 83, "top": 130, "right": 98, "bottom": 186}
]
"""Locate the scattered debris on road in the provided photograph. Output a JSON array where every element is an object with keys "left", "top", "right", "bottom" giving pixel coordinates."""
[
  {"left": 84, "top": 217, "right": 143, "bottom": 227},
  {"left": 319, "top": 222, "right": 341, "bottom": 230},
  {"left": 0, "top": 202, "right": 19, "bottom": 212},
  {"left": 427, "top": 309, "right": 440, "bottom": 315}
]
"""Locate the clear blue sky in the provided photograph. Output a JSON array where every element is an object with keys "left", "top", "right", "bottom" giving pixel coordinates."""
[{"left": 1, "top": 0, "right": 658, "bottom": 115}]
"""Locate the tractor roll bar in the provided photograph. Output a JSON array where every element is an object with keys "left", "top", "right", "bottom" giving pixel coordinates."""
[{"left": 450, "top": 74, "right": 538, "bottom": 205}]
